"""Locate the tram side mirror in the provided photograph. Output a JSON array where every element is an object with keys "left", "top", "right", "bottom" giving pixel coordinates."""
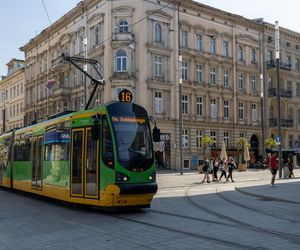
[
  {"left": 91, "top": 124, "right": 100, "bottom": 141},
  {"left": 153, "top": 126, "right": 160, "bottom": 142}
]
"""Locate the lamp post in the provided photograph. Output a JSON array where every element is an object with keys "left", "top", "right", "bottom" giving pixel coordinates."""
[
  {"left": 275, "top": 21, "right": 283, "bottom": 178},
  {"left": 177, "top": 2, "right": 183, "bottom": 175},
  {"left": 83, "top": 37, "right": 88, "bottom": 107}
]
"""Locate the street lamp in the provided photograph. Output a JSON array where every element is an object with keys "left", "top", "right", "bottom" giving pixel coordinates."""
[
  {"left": 275, "top": 21, "right": 283, "bottom": 178},
  {"left": 177, "top": 2, "right": 183, "bottom": 175}
]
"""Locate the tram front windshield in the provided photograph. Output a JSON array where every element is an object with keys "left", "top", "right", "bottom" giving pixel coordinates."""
[{"left": 107, "top": 103, "right": 154, "bottom": 171}]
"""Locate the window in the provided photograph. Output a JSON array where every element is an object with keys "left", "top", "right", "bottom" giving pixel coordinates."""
[
  {"left": 238, "top": 73, "right": 244, "bottom": 89},
  {"left": 210, "top": 131, "right": 216, "bottom": 148},
  {"left": 224, "top": 100, "right": 229, "bottom": 119},
  {"left": 210, "top": 37, "right": 216, "bottom": 54},
  {"left": 239, "top": 133, "right": 245, "bottom": 139},
  {"left": 238, "top": 102, "right": 244, "bottom": 120},
  {"left": 288, "top": 108, "right": 294, "bottom": 120},
  {"left": 267, "top": 50, "right": 273, "bottom": 61},
  {"left": 195, "top": 34, "right": 202, "bottom": 50},
  {"left": 196, "top": 130, "right": 202, "bottom": 148},
  {"left": 224, "top": 132, "right": 229, "bottom": 147},
  {"left": 251, "top": 76, "right": 256, "bottom": 93},
  {"left": 224, "top": 69, "right": 229, "bottom": 87},
  {"left": 268, "top": 76, "right": 273, "bottom": 89},
  {"left": 238, "top": 46, "right": 243, "bottom": 61},
  {"left": 154, "top": 55, "right": 162, "bottom": 76},
  {"left": 155, "top": 23, "right": 162, "bottom": 42},
  {"left": 13, "top": 137, "right": 31, "bottom": 161},
  {"left": 250, "top": 48, "right": 256, "bottom": 62},
  {"left": 182, "top": 129, "right": 188, "bottom": 148},
  {"left": 183, "top": 159, "right": 190, "bottom": 169},
  {"left": 287, "top": 56, "right": 292, "bottom": 66},
  {"left": 210, "top": 67, "right": 217, "bottom": 85},
  {"left": 154, "top": 91, "right": 163, "bottom": 113},
  {"left": 95, "top": 26, "right": 100, "bottom": 45},
  {"left": 210, "top": 98, "right": 217, "bottom": 118},
  {"left": 296, "top": 58, "right": 300, "bottom": 72},
  {"left": 119, "top": 20, "right": 129, "bottom": 33},
  {"left": 298, "top": 109, "right": 300, "bottom": 124},
  {"left": 79, "top": 36, "right": 84, "bottom": 52},
  {"left": 196, "top": 96, "right": 203, "bottom": 116},
  {"left": 287, "top": 81, "right": 292, "bottom": 93},
  {"left": 116, "top": 49, "right": 127, "bottom": 72},
  {"left": 181, "top": 61, "right": 188, "bottom": 80},
  {"left": 222, "top": 40, "right": 229, "bottom": 57},
  {"left": 182, "top": 95, "right": 188, "bottom": 114},
  {"left": 196, "top": 64, "right": 203, "bottom": 83},
  {"left": 102, "top": 116, "right": 114, "bottom": 168},
  {"left": 180, "top": 30, "right": 188, "bottom": 48},
  {"left": 251, "top": 104, "right": 257, "bottom": 122},
  {"left": 296, "top": 82, "right": 300, "bottom": 97}
]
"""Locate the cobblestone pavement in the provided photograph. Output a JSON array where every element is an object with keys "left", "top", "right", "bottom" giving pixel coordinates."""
[{"left": 0, "top": 169, "right": 299, "bottom": 250}]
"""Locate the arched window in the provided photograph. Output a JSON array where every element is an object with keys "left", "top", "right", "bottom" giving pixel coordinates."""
[
  {"left": 155, "top": 23, "right": 162, "bottom": 42},
  {"left": 116, "top": 49, "right": 127, "bottom": 72},
  {"left": 119, "top": 20, "right": 129, "bottom": 33},
  {"left": 95, "top": 26, "right": 100, "bottom": 45}
]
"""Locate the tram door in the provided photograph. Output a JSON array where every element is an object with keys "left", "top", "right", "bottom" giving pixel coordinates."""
[
  {"left": 71, "top": 128, "right": 99, "bottom": 198},
  {"left": 32, "top": 136, "right": 43, "bottom": 190}
]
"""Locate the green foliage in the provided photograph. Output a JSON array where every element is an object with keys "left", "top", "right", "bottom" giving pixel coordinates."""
[
  {"left": 236, "top": 137, "right": 250, "bottom": 149},
  {"left": 265, "top": 138, "right": 276, "bottom": 149}
]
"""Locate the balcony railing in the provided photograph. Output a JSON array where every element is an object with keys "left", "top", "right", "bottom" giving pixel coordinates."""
[
  {"left": 266, "top": 60, "right": 292, "bottom": 71},
  {"left": 269, "top": 118, "right": 294, "bottom": 128},
  {"left": 268, "top": 88, "right": 292, "bottom": 98}
]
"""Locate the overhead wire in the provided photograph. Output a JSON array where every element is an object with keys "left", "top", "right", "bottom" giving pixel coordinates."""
[{"left": 42, "top": 0, "right": 52, "bottom": 25}]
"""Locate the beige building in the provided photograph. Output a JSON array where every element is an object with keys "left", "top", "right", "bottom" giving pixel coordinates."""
[
  {"left": 19, "top": 0, "right": 300, "bottom": 170},
  {"left": 0, "top": 59, "right": 25, "bottom": 134}
]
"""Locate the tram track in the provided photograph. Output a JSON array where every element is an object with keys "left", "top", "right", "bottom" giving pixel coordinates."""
[
  {"left": 184, "top": 187, "right": 300, "bottom": 245},
  {"left": 111, "top": 213, "right": 261, "bottom": 250},
  {"left": 216, "top": 189, "right": 300, "bottom": 223}
]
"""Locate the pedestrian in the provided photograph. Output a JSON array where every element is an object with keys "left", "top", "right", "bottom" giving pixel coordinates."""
[
  {"left": 201, "top": 157, "right": 210, "bottom": 183},
  {"left": 219, "top": 157, "right": 227, "bottom": 181},
  {"left": 226, "top": 157, "right": 236, "bottom": 182},
  {"left": 287, "top": 157, "right": 295, "bottom": 178},
  {"left": 269, "top": 152, "right": 278, "bottom": 186},
  {"left": 213, "top": 158, "right": 219, "bottom": 181}
]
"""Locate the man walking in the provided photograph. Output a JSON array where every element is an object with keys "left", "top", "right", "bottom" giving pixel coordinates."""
[{"left": 269, "top": 152, "right": 278, "bottom": 186}]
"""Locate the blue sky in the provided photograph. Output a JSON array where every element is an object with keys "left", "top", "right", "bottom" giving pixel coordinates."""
[{"left": 1, "top": 0, "right": 300, "bottom": 76}]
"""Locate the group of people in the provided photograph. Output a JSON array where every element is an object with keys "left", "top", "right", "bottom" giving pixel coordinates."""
[
  {"left": 201, "top": 157, "right": 237, "bottom": 184},
  {"left": 268, "top": 152, "right": 295, "bottom": 186}
]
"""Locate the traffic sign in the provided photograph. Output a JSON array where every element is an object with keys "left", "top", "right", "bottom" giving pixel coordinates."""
[{"left": 276, "top": 136, "right": 281, "bottom": 145}]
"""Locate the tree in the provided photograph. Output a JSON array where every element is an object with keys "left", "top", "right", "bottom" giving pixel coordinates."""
[
  {"left": 265, "top": 138, "right": 276, "bottom": 152},
  {"left": 200, "top": 135, "right": 214, "bottom": 159},
  {"left": 236, "top": 137, "right": 250, "bottom": 150}
]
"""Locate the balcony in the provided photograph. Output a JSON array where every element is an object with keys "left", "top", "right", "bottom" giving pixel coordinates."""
[
  {"left": 268, "top": 88, "right": 292, "bottom": 98},
  {"left": 269, "top": 118, "right": 294, "bottom": 128},
  {"left": 266, "top": 60, "right": 291, "bottom": 71}
]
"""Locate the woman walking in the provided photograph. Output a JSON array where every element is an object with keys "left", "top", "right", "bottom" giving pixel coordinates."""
[
  {"left": 213, "top": 158, "right": 219, "bottom": 181},
  {"left": 287, "top": 157, "right": 295, "bottom": 178},
  {"left": 219, "top": 157, "right": 227, "bottom": 181}
]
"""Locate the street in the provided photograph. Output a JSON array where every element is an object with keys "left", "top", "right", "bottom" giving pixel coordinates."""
[{"left": 0, "top": 169, "right": 300, "bottom": 249}]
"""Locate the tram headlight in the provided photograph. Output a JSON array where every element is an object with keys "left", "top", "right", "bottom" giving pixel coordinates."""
[
  {"left": 115, "top": 171, "right": 130, "bottom": 182},
  {"left": 148, "top": 171, "right": 156, "bottom": 182}
]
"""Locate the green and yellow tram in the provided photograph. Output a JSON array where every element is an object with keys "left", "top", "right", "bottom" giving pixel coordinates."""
[{"left": 0, "top": 101, "right": 157, "bottom": 208}]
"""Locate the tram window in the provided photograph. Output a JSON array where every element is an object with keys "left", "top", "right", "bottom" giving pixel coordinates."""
[
  {"left": 14, "top": 138, "right": 31, "bottom": 161},
  {"left": 44, "top": 143, "right": 69, "bottom": 161},
  {"left": 102, "top": 116, "right": 114, "bottom": 168}
]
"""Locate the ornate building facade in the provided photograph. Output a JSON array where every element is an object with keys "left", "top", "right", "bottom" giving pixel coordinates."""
[
  {"left": 18, "top": 0, "right": 300, "bottom": 170},
  {"left": 0, "top": 59, "right": 25, "bottom": 134}
]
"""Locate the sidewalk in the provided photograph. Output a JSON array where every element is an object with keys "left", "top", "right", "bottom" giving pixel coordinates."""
[{"left": 157, "top": 168, "right": 300, "bottom": 204}]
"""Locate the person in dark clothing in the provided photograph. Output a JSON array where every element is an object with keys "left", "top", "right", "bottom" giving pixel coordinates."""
[
  {"left": 213, "top": 158, "right": 219, "bottom": 181},
  {"left": 287, "top": 157, "right": 295, "bottom": 178},
  {"left": 226, "top": 157, "right": 236, "bottom": 182},
  {"left": 219, "top": 158, "right": 227, "bottom": 181}
]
